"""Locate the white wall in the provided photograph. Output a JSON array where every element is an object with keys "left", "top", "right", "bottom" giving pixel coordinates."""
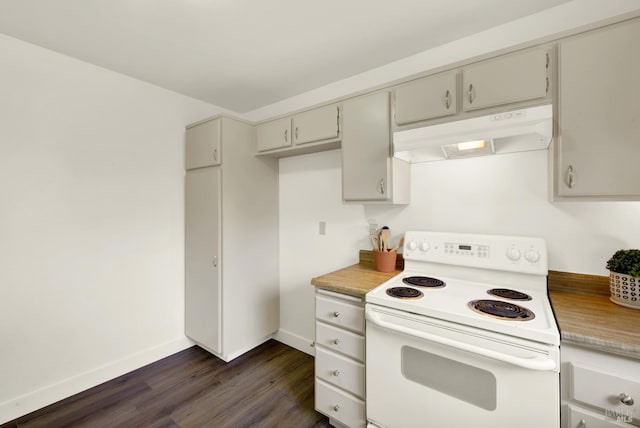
[
  {"left": 279, "top": 149, "right": 640, "bottom": 352},
  {"left": 0, "top": 34, "right": 222, "bottom": 423}
]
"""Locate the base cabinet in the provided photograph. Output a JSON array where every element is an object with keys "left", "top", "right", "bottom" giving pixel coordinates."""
[
  {"left": 185, "top": 116, "right": 279, "bottom": 361},
  {"left": 315, "top": 289, "right": 366, "bottom": 428},
  {"left": 561, "top": 343, "right": 640, "bottom": 427}
]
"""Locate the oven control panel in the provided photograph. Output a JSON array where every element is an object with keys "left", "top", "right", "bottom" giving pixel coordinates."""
[{"left": 403, "top": 231, "right": 547, "bottom": 274}]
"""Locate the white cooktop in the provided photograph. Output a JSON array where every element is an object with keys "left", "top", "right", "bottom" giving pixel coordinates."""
[{"left": 365, "top": 231, "right": 559, "bottom": 346}]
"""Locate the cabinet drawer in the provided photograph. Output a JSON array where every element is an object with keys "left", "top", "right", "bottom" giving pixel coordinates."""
[
  {"left": 315, "top": 379, "right": 366, "bottom": 428},
  {"left": 316, "top": 322, "right": 365, "bottom": 361},
  {"left": 316, "top": 294, "right": 364, "bottom": 333},
  {"left": 571, "top": 363, "right": 640, "bottom": 418},
  {"left": 316, "top": 347, "right": 365, "bottom": 398},
  {"left": 565, "top": 404, "right": 631, "bottom": 427}
]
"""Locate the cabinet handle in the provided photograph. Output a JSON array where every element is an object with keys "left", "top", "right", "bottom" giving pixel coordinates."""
[
  {"left": 212, "top": 256, "right": 218, "bottom": 267},
  {"left": 213, "top": 148, "right": 218, "bottom": 162},
  {"left": 444, "top": 89, "right": 451, "bottom": 110},
  {"left": 577, "top": 420, "right": 586, "bottom": 428},
  {"left": 378, "top": 178, "right": 385, "bottom": 195},
  {"left": 333, "top": 338, "right": 340, "bottom": 345},
  {"left": 467, "top": 84, "right": 475, "bottom": 104},
  {"left": 546, "top": 77, "right": 549, "bottom": 94},
  {"left": 284, "top": 129, "right": 288, "bottom": 143},
  {"left": 567, "top": 165, "right": 575, "bottom": 189},
  {"left": 295, "top": 126, "right": 299, "bottom": 140},
  {"left": 333, "top": 405, "right": 340, "bottom": 412},
  {"left": 333, "top": 311, "right": 340, "bottom": 317},
  {"left": 332, "top": 370, "right": 340, "bottom": 377},
  {"left": 619, "top": 393, "right": 635, "bottom": 406}
]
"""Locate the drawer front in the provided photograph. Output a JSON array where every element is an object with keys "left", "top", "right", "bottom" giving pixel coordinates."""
[
  {"left": 565, "top": 404, "right": 631, "bottom": 427},
  {"left": 316, "top": 347, "right": 365, "bottom": 398},
  {"left": 316, "top": 295, "right": 364, "bottom": 333},
  {"left": 316, "top": 322, "right": 365, "bottom": 361},
  {"left": 315, "top": 379, "right": 366, "bottom": 428},
  {"left": 571, "top": 363, "right": 640, "bottom": 417}
]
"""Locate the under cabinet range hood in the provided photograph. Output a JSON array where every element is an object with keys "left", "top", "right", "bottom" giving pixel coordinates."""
[{"left": 393, "top": 104, "right": 553, "bottom": 163}]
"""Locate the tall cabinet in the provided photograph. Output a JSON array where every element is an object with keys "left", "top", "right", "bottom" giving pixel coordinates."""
[{"left": 185, "top": 115, "right": 279, "bottom": 362}]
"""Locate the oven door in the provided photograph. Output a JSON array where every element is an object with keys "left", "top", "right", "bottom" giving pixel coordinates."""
[{"left": 365, "top": 304, "right": 559, "bottom": 428}]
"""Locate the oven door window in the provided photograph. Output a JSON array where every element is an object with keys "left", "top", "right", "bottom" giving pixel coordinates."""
[{"left": 402, "top": 345, "right": 496, "bottom": 410}]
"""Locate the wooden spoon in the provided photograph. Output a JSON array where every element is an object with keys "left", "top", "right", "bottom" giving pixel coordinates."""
[
  {"left": 380, "top": 227, "right": 390, "bottom": 252},
  {"left": 372, "top": 234, "right": 380, "bottom": 251}
]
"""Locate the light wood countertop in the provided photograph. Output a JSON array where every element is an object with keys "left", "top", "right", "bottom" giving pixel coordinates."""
[
  {"left": 549, "top": 271, "right": 640, "bottom": 359},
  {"left": 310, "top": 250, "right": 403, "bottom": 298},
  {"left": 311, "top": 254, "right": 640, "bottom": 359}
]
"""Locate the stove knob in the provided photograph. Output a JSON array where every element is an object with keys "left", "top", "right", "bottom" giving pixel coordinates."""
[
  {"left": 407, "top": 240, "right": 418, "bottom": 251},
  {"left": 524, "top": 249, "right": 540, "bottom": 263},
  {"left": 419, "top": 242, "right": 430, "bottom": 252},
  {"left": 506, "top": 247, "right": 521, "bottom": 261}
]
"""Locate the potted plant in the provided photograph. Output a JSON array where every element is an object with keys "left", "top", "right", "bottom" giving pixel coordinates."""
[{"left": 606, "top": 249, "right": 640, "bottom": 309}]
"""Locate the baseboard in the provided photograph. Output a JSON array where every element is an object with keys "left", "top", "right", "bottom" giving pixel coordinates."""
[
  {"left": 274, "top": 328, "right": 315, "bottom": 357},
  {"left": 0, "top": 336, "right": 194, "bottom": 425}
]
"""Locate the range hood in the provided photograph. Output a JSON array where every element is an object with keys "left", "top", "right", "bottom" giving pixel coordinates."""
[{"left": 393, "top": 104, "right": 553, "bottom": 163}]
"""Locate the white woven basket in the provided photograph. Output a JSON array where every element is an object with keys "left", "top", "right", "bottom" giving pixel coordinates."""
[{"left": 609, "top": 272, "right": 640, "bottom": 309}]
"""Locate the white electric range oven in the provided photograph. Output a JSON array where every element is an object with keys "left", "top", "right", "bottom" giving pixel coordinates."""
[{"left": 365, "top": 231, "right": 560, "bottom": 428}]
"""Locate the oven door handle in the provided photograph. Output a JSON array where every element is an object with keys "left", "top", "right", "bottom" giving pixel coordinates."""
[{"left": 366, "top": 309, "right": 557, "bottom": 371}]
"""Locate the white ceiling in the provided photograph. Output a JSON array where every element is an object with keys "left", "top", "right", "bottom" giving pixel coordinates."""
[{"left": 0, "top": 0, "right": 573, "bottom": 113}]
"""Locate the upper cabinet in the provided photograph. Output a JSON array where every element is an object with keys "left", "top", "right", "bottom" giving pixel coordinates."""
[
  {"left": 186, "top": 118, "right": 221, "bottom": 169},
  {"left": 462, "top": 47, "right": 550, "bottom": 111},
  {"left": 256, "top": 103, "right": 341, "bottom": 157},
  {"left": 342, "top": 91, "right": 410, "bottom": 204},
  {"left": 393, "top": 71, "right": 458, "bottom": 125},
  {"left": 392, "top": 46, "right": 552, "bottom": 130},
  {"left": 256, "top": 117, "right": 291, "bottom": 152},
  {"left": 554, "top": 18, "right": 640, "bottom": 200},
  {"left": 292, "top": 104, "right": 340, "bottom": 145}
]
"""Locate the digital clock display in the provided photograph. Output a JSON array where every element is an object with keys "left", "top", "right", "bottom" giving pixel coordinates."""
[{"left": 459, "top": 245, "right": 472, "bottom": 251}]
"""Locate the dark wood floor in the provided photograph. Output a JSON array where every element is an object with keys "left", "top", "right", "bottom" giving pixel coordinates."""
[{"left": 2, "top": 340, "right": 331, "bottom": 428}]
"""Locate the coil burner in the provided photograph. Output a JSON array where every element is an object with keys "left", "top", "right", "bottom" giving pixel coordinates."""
[
  {"left": 468, "top": 299, "right": 535, "bottom": 321},
  {"left": 487, "top": 288, "right": 532, "bottom": 301},
  {"left": 386, "top": 287, "right": 424, "bottom": 299},
  {"left": 402, "top": 276, "right": 446, "bottom": 288}
]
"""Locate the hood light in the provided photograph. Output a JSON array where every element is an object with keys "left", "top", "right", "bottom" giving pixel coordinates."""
[
  {"left": 441, "top": 139, "right": 495, "bottom": 159},
  {"left": 457, "top": 140, "right": 487, "bottom": 151}
]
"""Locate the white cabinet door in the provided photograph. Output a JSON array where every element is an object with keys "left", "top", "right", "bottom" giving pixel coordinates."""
[
  {"left": 185, "top": 167, "right": 221, "bottom": 353},
  {"left": 342, "top": 92, "right": 393, "bottom": 201},
  {"left": 394, "top": 71, "right": 458, "bottom": 125},
  {"left": 462, "top": 47, "right": 549, "bottom": 111},
  {"left": 186, "top": 118, "right": 221, "bottom": 169},
  {"left": 556, "top": 18, "right": 640, "bottom": 198},
  {"left": 256, "top": 117, "right": 292, "bottom": 152},
  {"left": 292, "top": 104, "right": 340, "bottom": 145}
]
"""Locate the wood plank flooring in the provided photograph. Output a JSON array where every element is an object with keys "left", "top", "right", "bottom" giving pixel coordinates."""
[{"left": 2, "top": 340, "right": 331, "bottom": 428}]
